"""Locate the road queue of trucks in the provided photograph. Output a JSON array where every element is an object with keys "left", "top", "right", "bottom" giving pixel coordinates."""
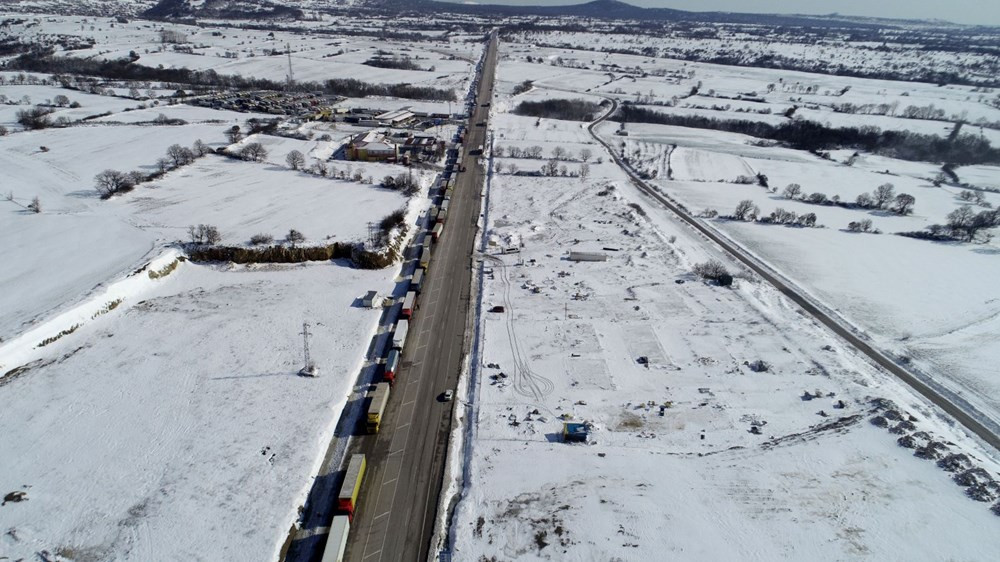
[{"left": 393, "top": 319, "right": 409, "bottom": 350}]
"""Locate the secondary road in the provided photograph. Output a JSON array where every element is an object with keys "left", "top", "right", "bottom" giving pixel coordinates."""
[
  {"left": 343, "top": 33, "right": 498, "bottom": 562},
  {"left": 588, "top": 99, "right": 1000, "bottom": 452}
]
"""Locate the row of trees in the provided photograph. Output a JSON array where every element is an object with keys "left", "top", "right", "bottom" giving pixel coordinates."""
[
  {"left": 513, "top": 99, "right": 603, "bottom": 122},
  {"left": 6, "top": 53, "right": 457, "bottom": 102},
  {"left": 615, "top": 105, "right": 1000, "bottom": 165},
  {"left": 723, "top": 199, "right": 818, "bottom": 228},
  {"left": 494, "top": 145, "right": 596, "bottom": 162},
  {"left": 94, "top": 139, "right": 210, "bottom": 198},
  {"left": 780, "top": 182, "right": 915, "bottom": 215}
]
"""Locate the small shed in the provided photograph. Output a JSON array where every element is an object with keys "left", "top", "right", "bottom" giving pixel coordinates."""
[{"left": 562, "top": 422, "right": 591, "bottom": 443}]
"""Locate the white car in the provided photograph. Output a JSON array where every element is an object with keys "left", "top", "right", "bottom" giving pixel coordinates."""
[{"left": 442, "top": 389, "right": 454, "bottom": 402}]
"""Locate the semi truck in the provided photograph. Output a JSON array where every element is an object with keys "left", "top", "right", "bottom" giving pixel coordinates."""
[
  {"left": 401, "top": 290, "right": 416, "bottom": 319},
  {"left": 411, "top": 268, "right": 424, "bottom": 293},
  {"left": 393, "top": 319, "right": 409, "bottom": 349},
  {"left": 321, "top": 516, "right": 350, "bottom": 562},
  {"left": 384, "top": 348, "right": 400, "bottom": 385},
  {"left": 336, "top": 454, "right": 367, "bottom": 519},
  {"left": 432, "top": 222, "right": 444, "bottom": 242},
  {"left": 366, "top": 383, "right": 391, "bottom": 433},
  {"left": 420, "top": 248, "right": 431, "bottom": 269},
  {"left": 436, "top": 207, "right": 448, "bottom": 225}
]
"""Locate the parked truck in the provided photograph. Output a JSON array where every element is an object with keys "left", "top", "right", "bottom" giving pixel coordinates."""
[
  {"left": 393, "top": 319, "right": 409, "bottom": 350},
  {"left": 420, "top": 248, "right": 431, "bottom": 269},
  {"left": 321, "top": 516, "right": 350, "bottom": 562},
  {"left": 401, "top": 291, "right": 416, "bottom": 319},
  {"left": 366, "top": 383, "right": 390, "bottom": 433},
  {"left": 336, "top": 454, "right": 367, "bottom": 519},
  {"left": 411, "top": 268, "right": 424, "bottom": 293},
  {"left": 431, "top": 222, "right": 444, "bottom": 242},
  {"left": 384, "top": 348, "right": 400, "bottom": 385}
]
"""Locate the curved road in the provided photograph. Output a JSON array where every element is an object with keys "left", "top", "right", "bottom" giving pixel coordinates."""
[{"left": 588, "top": 99, "right": 1000, "bottom": 452}]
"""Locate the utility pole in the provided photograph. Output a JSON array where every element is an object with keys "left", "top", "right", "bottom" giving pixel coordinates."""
[
  {"left": 298, "top": 321, "right": 317, "bottom": 377},
  {"left": 285, "top": 42, "right": 294, "bottom": 89}
]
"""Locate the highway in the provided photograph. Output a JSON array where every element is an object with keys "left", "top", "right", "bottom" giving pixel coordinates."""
[
  {"left": 588, "top": 99, "right": 1000, "bottom": 452},
  {"left": 342, "top": 33, "right": 497, "bottom": 562}
]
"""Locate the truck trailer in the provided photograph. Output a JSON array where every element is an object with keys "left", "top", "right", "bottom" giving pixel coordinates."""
[
  {"left": 366, "top": 383, "right": 391, "bottom": 434},
  {"left": 336, "top": 454, "right": 367, "bottom": 519},
  {"left": 384, "top": 348, "right": 400, "bottom": 385},
  {"left": 393, "top": 319, "right": 409, "bottom": 350},
  {"left": 411, "top": 269, "right": 424, "bottom": 293},
  {"left": 420, "top": 248, "right": 431, "bottom": 269},
  {"left": 401, "top": 291, "right": 417, "bottom": 319},
  {"left": 431, "top": 222, "right": 444, "bottom": 242},
  {"left": 321, "top": 516, "right": 350, "bottom": 562}
]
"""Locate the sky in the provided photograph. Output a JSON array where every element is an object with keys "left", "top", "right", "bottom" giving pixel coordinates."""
[{"left": 445, "top": 0, "right": 1000, "bottom": 26}]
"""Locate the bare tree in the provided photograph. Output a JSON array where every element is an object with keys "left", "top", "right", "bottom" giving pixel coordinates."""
[
  {"left": 167, "top": 144, "right": 192, "bottom": 167},
  {"left": 732, "top": 199, "right": 759, "bottom": 221},
  {"left": 312, "top": 160, "right": 328, "bottom": 176},
  {"left": 579, "top": 162, "right": 590, "bottom": 178},
  {"left": 188, "top": 224, "right": 221, "bottom": 245},
  {"left": 94, "top": 170, "right": 132, "bottom": 197},
  {"left": 508, "top": 146, "right": 522, "bottom": 158},
  {"left": 507, "top": 163, "right": 518, "bottom": 175},
  {"left": 782, "top": 183, "right": 802, "bottom": 199},
  {"left": 893, "top": 193, "right": 916, "bottom": 215},
  {"left": 126, "top": 170, "right": 146, "bottom": 186},
  {"left": 552, "top": 146, "right": 567, "bottom": 160},
  {"left": 27, "top": 196, "right": 41, "bottom": 213},
  {"left": 156, "top": 157, "right": 172, "bottom": 173},
  {"left": 192, "top": 139, "right": 209, "bottom": 157},
  {"left": 286, "top": 150, "right": 305, "bottom": 170},
  {"left": 856, "top": 192, "right": 874, "bottom": 208},
  {"left": 526, "top": 145, "right": 543, "bottom": 159},
  {"left": 493, "top": 145, "right": 505, "bottom": 158},
  {"left": 580, "top": 148, "right": 593, "bottom": 162},
  {"left": 52, "top": 94, "right": 70, "bottom": 107},
  {"left": 225, "top": 125, "right": 242, "bottom": 144},
  {"left": 240, "top": 142, "right": 268, "bottom": 162},
  {"left": 542, "top": 159, "right": 559, "bottom": 176},
  {"left": 873, "top": 183, "right": 896, "bottom": 209}
]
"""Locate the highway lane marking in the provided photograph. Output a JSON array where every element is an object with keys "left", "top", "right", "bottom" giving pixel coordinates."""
[{"left": 381, "top": 478, "right": 397, "bottom": 487}]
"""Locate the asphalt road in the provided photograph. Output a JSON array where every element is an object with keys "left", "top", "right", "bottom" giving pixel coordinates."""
[
  {"left": 343, "top": 34, "right": 498, "bottom": 562},
  {"left": 588, "top": 99, "right": 1000, "bottom": 452}
]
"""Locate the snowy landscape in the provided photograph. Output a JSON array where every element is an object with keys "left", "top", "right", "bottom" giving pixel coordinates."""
[{"left": 2, "top": 1, "right": 1000, "bottom": 561}]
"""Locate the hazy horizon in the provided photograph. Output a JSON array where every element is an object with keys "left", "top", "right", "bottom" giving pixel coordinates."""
[{"left": 441, "top": 0, "right": 1000, "bottom": 26}]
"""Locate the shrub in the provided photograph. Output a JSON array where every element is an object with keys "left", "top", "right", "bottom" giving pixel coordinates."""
[
  {"left": 693, "top": 260, "right": 729, "bottom": 281},
  {"left": 287, "top": 229, "right": 305, "bottom": 246},
  {"left": 249, "top": 233, "right": 274, "bottom": 245}
]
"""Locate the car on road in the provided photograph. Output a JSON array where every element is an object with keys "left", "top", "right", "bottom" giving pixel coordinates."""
[
  {"left": 441, "top": 389, "right": 454, "bottom": 402},
  {"left": 476, "top": 121, "right": 485, "bottom": 127}
]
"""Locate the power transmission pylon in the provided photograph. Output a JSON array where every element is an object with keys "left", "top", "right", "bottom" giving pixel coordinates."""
[{"left": 298, "top": 320, "right": 317, "bottom": 377}]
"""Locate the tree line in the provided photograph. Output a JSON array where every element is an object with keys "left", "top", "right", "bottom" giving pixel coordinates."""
[
  {"left": 5, "top": 52, "right": 457, "bottom": 102},
  {"left": 615, "top": 105, "right": 1000, "bottom": 166},
  {"left": 513, "top": 99, "right": 603, "bottom": 122}
]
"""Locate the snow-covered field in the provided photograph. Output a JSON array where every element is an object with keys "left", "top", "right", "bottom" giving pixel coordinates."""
[
  {"left": 593, "top": 119, "right": 1000, "bottom": 428},
  {"left": 0, "top": 260, "right": 394, "bottom": 560},
  {"left": 448, "top": 39, "right": 1000, "bottom": 561},
  {"left": 451, "top": 113, "right": 1000, "bottom": 561}
]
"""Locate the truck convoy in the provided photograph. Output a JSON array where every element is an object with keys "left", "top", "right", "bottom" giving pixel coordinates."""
[
  {"left": 336, "top": 454, "right": 367, "bottom": 519},
  {"left": 366, "top": 383, "right": 391, "bottom": 433}
]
